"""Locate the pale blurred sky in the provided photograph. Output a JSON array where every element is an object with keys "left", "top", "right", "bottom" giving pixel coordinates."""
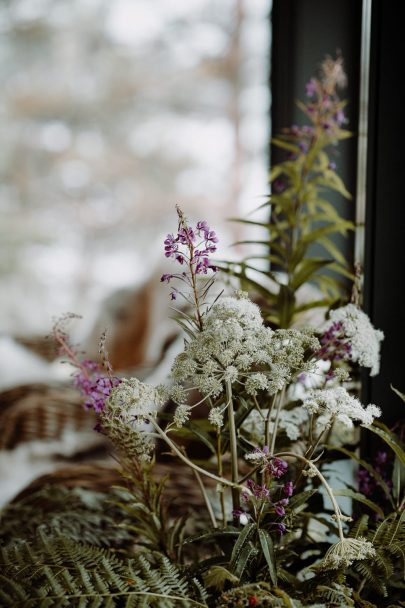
[{"left": 0, "top": 0, "right": 271, "bottom": 337}]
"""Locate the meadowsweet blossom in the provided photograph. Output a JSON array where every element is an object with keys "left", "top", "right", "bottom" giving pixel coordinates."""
[
  {"left": 208, "top": 406, "right": 225, "bottom": 428},
  {"left": 322, "top": 304, "right": 384, "bottom": 376},
  {"left": 99, "top": 379, "right": 168, "bottom": 462},
  {"left": 322, "top": 537, "right": 376, "bottom": 570},
  {"left": 105, "top": 378, "right": 167, "bottom": 424},
  {"left": 173, "top": 404, "right": 192, "bottom": 428},
  {"left": 302, "top": 387, "right": 381, "bottom": 429},
  {"left": 171, "top": 292, "right": 319, "bottom": 413}
]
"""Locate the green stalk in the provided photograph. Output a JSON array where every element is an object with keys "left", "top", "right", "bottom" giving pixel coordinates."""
[
  {"left": 269, "top": 387, "right": 285, "bottom": 456},
  {"left": 226, "top": 380, "right": 240, "bottom": 512},
  {"left": 276, "top": 450, "right": 345, "bottom": 541},
  {"left": 216, "top": 430, "right": 226, "bottom": 526}
]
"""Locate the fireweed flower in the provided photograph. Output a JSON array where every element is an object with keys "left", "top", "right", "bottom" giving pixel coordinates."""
[
  {"left": 160, "top": 215, "right": 218, "bottom": 284},
  {"left": 245, "top": 449, "right": 289, "bottom": 480},
  {"left": 73, "top": 359, "right": 121, "bottom": 413},
  {"left": 302, "top": 386, "right": 381, "bottom": 430},
  {"left": 284, "top": 481, "right": 294, "bottom": 497},
  {"left": 322, "top": 303, "right": 384, "bottom": 376}
]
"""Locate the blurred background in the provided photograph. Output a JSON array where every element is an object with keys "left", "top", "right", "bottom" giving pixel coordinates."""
[{"left": 0, "top": 0, "right": 270, "bottom": 356}]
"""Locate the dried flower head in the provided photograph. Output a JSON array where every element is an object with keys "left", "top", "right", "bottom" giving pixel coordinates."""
[
  {"left": 302, "top": 386, "right": 381, "bottom": 429},
  {"left": 325, "top": 303, "right": 384, "bottom": 376},
  {"left": 322, "top": 537, "right": 376, "bottom": 570}
]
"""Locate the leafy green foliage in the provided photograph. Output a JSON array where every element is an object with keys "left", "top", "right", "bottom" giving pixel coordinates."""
[
  {"left": 220, "top": 58, "right": 354, "bottom": 328},
  {"left": 0, "top": 486, "right": 133, "bottom": 548},
  {"left": 0, "top": 530, "right": 208, "bottom": 607},
  {"left": 106, "top": 459, "right": 190, "bottom": 562}
]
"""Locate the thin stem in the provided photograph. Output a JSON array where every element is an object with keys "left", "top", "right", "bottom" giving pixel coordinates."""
[
  {"left": 269, "top": 387, "right": 285, "bottom": 456},
  {"left": 295, "top": 424, "right": 329, "bottom": 488},
  {"left": 192, "top": 468, "right": 218, "bottom": 528},
  {"left": 54, "top": 327, "right": 91, "bottom": 380},
  {"left": 275, "top": 451, "right": 345, "bottom": 542},
  {"left": 216, "top": 430, "right": 226, "bottom": 526},
  {"left": 226, "top": 380, "right": 240, "bottom": 512},
  {"left": 149, "top": 418, "right": 243, "bottom": 491},
  {"left": 264, "top": 393, "right": 278, "bottom": 448}
]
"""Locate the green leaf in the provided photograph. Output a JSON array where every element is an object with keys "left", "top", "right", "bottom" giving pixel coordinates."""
[
  {"left": 318, "top": 236, "right": 348, "bottom": 265},
  {"left": 258, "top": 529, "right": 277, "bottom": 586},
  {"left": 229, "top": 523, "right": 256, "bottom": 573},
  {"left": 313, "top": 171, "right": 352, "bottom": 199},
  {"left": 364, "top": 422, "right": 405, "bottom": 469},
  {"left": 271, "top": 137, "right": 300, "bottom": 153},
  {"left": 288, "top": 489, "right": 317, "bottom": 512},
  {"left": 290, "top": 258, "right": 333, "bottom": 290},
  {"left": 184, "top": 528, "right": 239, "bottom": 545},
  {"left": 277, "top": 284, "right": 296, "bottom": 328},
  {"left": 333, "top": 488, "right": 385, "bottom": 518},
  {"left": 203, "top": 566, "right": 238, "bottom": 590},
  {"left": 232, "top": 542, "right": 258, "bottom": 579},
  {"left": 391, "top": 384, "right": 405, "bottom": 403},
  {"left": 392, "top": 456, "right": 405, "bottom": 503}
]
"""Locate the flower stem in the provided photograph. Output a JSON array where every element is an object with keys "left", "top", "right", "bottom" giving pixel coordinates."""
[
  {"left": 149, "top": 418, "right": 243, "bottom": 491},
  {"left": 264, "top": 393, "right": 278, "bottom": 448},
  {"left": 269, "top": 388, "right": 285, "bottom": 456},
  {"left": 192, "top": 467, "right": 218, "bottom": 528},
  {"left": 226, "top": 380, "right": 240, "bottom": 512},
  {"left": 275, "top": 450, "right": 345, "bottom": 541},
  {"left": 217, "top": 430, "right": 226, "bottom": 526}
]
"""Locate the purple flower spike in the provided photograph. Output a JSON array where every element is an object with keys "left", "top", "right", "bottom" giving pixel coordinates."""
[
  {"left": 276, "top": 523, "right": 286, "bottom": 535},
  {"left": 274, "top": 498, "right": 289, "bottom": 517},
  {"left": 284, "top": 481, "right": 294, "bottom": 497},
  {"left": 267, "top": 457, "right": 288, "bottom": 479},
  {"left": 160, "top": 274, "right": 173, "bottom": 283},
  {"left": 305, "top": 78, "right": 317, "bottom": 98},
  {"left": 73, "top": 359, "right": 121, "bottom": 414}
]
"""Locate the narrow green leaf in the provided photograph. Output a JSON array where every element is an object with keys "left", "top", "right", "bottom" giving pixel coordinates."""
[
  {"left": 271, "top": 137, "right": 300, "bottom": 153},
  {"left": 232, "top": 542, "right": 258, "bottom": 579},
  {"left": 364, "top": 423, "right": 405, "bottom": 468},
  {"left": 391, "top": 384, "right": 405, "bottom": 403},
  {"left": 392, "top": 456, "right": 405, "bottom": 503},
  {"left": 290, "top": 258, "right": 333, "bottom": 290},
  {"left": 277, "top": 284, "right": 296, "bottom": 328},
  {"left": 258, "top": 529, "right": 277, "bottom": 586},
  {"left": 288, "top": 489, "right": 317, "bottom": 512},
  {"left": 333, "top": 488, "right": 385, "bottom": 518},
  {"left": 229, "top": 523, "right": 256, "bottom": 572},
  {"left": 203, "top": 566, "right": 239, "bottom": 590}
]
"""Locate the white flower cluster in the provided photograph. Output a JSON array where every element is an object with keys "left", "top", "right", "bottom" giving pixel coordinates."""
[
  {"left": 170, "top": 293, "right": 319, "bottom": 419},
  {"left": 242, "top": 406, "right": 309, "bottom": 442},
  {"left": 302, "top": 386, "right": 381, "bottom": 429},
  {"left": 105, "top": 378, "right": 167, "bottom": 424},
  {"left": 100, "top": 379, "right": 168, "bottom": 462},
  {"left": 322, "top": 537, "right": 376, "bottom": 570},
  {"left": 329, "top": 303, "right": 384, "bottom": 376}
]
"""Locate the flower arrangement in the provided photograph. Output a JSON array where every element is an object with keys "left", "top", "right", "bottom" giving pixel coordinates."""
[{"left": 1, "top": 56, "right": 404, "bottom": 608}]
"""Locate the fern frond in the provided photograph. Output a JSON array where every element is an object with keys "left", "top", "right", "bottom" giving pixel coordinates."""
[{"left": 0, "top": 531, "right": 207, "bottom": 607}]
